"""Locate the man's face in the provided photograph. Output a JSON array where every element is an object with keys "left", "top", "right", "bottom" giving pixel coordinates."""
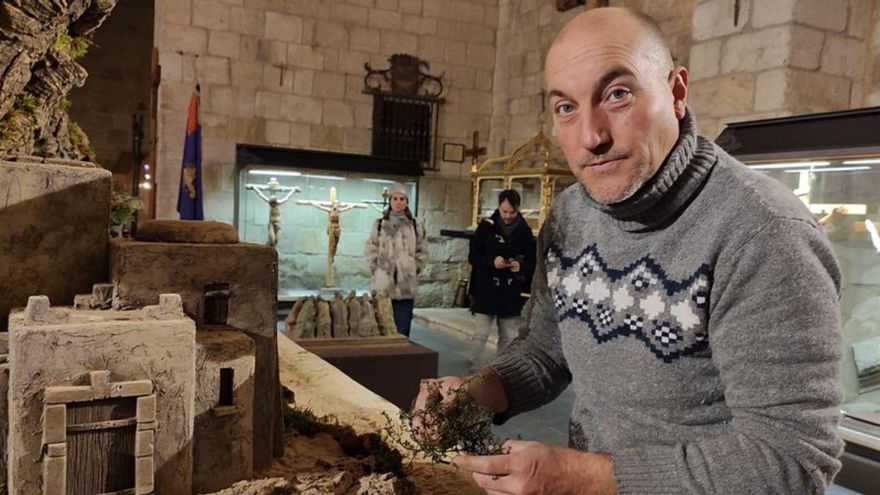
[
  {"left": 498, "top": 199, "right": 518, "bottom": 224},
  {"left": 545, "top": 17, "right": 687, "bottom": 204},
  {"left": 390, "top": 193, "right": 408, "bottom": 212}
]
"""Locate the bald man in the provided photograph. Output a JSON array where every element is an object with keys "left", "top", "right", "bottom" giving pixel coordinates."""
[{"left": 414, "top": 7, "right": 844, "bottom": 495}]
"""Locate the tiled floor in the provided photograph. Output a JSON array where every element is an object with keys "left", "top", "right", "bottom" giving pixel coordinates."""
[{"left": 408, "top": 319, "right": 862, "bottom": 495}]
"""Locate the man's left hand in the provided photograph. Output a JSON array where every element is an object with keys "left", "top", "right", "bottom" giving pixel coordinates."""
[
  {"left": 453, "top": 440, "right": 617, "bottom": 495},
  {"left": 508, "top": 260, "right": 521, "bottom": 273}
]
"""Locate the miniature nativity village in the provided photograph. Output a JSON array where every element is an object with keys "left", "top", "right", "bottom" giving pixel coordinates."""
[{"left": 2, "top": 0, "right": 880, "bottom": 494}]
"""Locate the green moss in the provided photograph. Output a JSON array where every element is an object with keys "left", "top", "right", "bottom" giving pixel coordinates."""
[
  {"left": 283, "top": 406, "right": 330, "bottom": 437},
  {"left": 67, "top": 120, "right": 97, "bottom": 162},
  {"left": 12, "top": 94, "right": 37, "bottom": 114},
  {"left": 53, "top": 31, "right": 92, "bottom": 60}
]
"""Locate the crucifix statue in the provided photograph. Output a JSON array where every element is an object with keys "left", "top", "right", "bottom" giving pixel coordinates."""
[
  {"left": 246, "top": 177, "right": 301, "bottom": 247},
  {"left": 297, "top": 186, "right": 367, "bottom": 287}
]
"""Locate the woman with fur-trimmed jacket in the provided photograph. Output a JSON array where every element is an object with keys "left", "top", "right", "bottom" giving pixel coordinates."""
[{"left": 364, "top": 183, "right": 429, "bottom": 336}]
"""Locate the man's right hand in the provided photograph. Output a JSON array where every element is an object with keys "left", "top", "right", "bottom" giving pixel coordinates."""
[
  {"left": 410, "top": 370, "right": 510, "bottom": 442},
  {"left": 494, "top": 256, "right": 510, "bottom": 269},
  {"left": 410, "top": 376, "right": 468, "bottom": 441}
]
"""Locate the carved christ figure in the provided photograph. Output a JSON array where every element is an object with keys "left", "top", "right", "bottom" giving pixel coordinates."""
[
  {"left": 247, "top": 177, "right": 301, "bottom": 247},
  {"left": 297, "top": 186, "right": 367, "bottom": 286}
]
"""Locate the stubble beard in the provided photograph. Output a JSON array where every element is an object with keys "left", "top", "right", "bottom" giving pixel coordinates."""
[{"left": 580, "top": 162, "right": 655, "bottom": 205}]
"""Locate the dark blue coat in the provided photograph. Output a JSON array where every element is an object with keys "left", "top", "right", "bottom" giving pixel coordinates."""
[{"left": 468, "top": 210, "right": 537, "bottom": 317}]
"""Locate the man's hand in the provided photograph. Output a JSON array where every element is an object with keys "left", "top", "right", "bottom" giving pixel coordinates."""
[
  {"left": 508, "top": 260, "right": 521, "bottom": 273},
  {"left": 494, "top": 256, "right": 510, "bottom": 269},
  {"left": 410, "top": 376, "right": 468, "bottom": 440},
  {"left": 454, "top": 440, "right": 617, "bottom": 495},
  {"left": 410, "top": 370, "right": 509, "bottom": 442}
]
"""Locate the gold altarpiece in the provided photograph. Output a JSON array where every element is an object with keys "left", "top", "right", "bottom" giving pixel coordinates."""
[{"left": 470, "top": 128, "right": 576, "bottom": 231}]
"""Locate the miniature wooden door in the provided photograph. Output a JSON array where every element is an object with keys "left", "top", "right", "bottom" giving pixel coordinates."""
[{"left": 66, "top": 398, "right": 137, "bottom": 495}]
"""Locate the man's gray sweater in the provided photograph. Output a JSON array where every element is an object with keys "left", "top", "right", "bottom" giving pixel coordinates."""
[{"left": 490, "top": 112, "right": 844, "bottom": 494}]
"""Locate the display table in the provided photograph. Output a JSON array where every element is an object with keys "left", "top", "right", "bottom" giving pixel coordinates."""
[{"left": 296, "top": 336, "right": 438, "bottom": 410}]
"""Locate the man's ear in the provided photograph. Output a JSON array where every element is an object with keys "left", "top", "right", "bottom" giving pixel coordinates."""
[{"left": 670, "top": 66, "right": 688, "bottom": 119}]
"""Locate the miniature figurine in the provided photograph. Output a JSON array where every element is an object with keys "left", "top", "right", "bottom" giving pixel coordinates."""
[
  {"left": 292, "top": 296, "right": 317, "bottom": 339},
  {"left": 358, "top": 294, "right": 379, "bottom": 337},
  {"left": 315, "top": 298, "right": 332, "bottom": 339},
  {"left": 330, "top": 292, "right": 350, "bottom": 338},
  {"left": 373, "top": 290, "right": 398, "bottom": 336}
]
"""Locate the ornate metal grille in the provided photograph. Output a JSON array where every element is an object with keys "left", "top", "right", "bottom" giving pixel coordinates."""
[
  {"left": 371, "top": 95, "right": 438, "bottom": 163},
  {"left": 364, "top": 54, "right": 444, "bottom": 168}
]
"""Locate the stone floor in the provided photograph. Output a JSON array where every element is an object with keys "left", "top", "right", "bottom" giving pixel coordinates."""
[{"left": 410, "top": 308, "right": 862, "bottom": 495}]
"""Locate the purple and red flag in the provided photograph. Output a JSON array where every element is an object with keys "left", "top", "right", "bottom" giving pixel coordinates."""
[{"left": 177, "top": 85, "right": 204, "bottom": 220}]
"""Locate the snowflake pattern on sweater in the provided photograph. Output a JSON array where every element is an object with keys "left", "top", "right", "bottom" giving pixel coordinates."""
[{"left": 547, "top": 243, "right": 712, "bottom": 363}]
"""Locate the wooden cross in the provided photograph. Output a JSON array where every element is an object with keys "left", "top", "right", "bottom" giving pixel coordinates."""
[{"left": 464, "top": 130, "right": 487, "bottom": 167}]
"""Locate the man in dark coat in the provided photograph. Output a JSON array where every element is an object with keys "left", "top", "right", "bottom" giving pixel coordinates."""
[{"left": 467, "top": 189, "right": 537, "bottom": 366}]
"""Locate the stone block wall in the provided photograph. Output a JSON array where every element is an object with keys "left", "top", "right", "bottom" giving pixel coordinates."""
[
  {"left": 154, "top": 0, "right": 500, "bottom": 224},
  {"left": 0, "top": 160, "right": 111, "bottom": 331},
  {"left": 688, "top": 0, "right": 877, "bottom": 138},
  {"left": 416, "top": 177, "right": 472, "bottom": 306}
]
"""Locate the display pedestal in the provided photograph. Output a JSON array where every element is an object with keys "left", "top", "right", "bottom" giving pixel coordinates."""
[{"left": 297, "top": 337, "right": 438, "bottom": 410}]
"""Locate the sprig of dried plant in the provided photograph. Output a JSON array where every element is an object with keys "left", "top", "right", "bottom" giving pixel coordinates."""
[{"left": 382, "top": 378, "right": 505, "bottom": 464}]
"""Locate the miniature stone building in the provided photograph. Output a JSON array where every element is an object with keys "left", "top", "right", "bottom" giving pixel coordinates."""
[
  {"left": 6, "top": 294, "right": 195, "bottom": 495},
  {"left": 108, "top": 220, "right": 284, "bottom": 470},
  {"left": 4, "top": 292, "right": 262, "bottom": 495},
  {"left": 0, "top": 160, "right": 111, "bottom": 331},
  {"left": 194, "top": 331, "right": 256, "bottom": 493},
  {"left": 1, "top": 332, "right": 8, "bottom": 491}
]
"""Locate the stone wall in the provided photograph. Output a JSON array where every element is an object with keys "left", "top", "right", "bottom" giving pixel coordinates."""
[
  {"left": 193, "top": 330, "right": 256, "bottom": 494},
  {"left": 416, "top": 177, "right": 473, "bottom": 306},
  {"left": 153, "top": 0, "right": 499, "bottom": 223},
  {"left": 68, "top": 0, "right": 154, "bottom": 173},
  {"left": 688, "top": 0, "right": 877, "bottom": 139},
  {"left": 0, "top": 160, "right": 110, "bottom": 331}
]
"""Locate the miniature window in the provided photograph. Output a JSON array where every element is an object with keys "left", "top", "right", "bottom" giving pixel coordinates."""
[
  {"left": 219, "top": 368, "right": 234, "bottom": 407},
  {"left": 204, "top": 283, "right": 230, "bottom": 325}
]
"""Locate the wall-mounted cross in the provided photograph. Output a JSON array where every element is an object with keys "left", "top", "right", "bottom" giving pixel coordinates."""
[{"left": 464, "top": 130, "right": 487, "bottom": 167}]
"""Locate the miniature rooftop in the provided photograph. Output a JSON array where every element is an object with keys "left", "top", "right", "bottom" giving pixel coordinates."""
[{"left": 9, "top": 293, "right": 188, "bottom": 328}]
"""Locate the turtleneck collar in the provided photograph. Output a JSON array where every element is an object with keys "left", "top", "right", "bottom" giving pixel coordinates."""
[{"left": 579, "top": 109, "right": 717, "bottom": 232}]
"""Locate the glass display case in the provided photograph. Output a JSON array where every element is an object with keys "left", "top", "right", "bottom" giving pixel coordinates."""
[
  {"left": 471, "top": 127, "right": 575, "bottom": 231},
  {"left": 234, "top": 145, "right": 421, "bottom": 294},
  {"left": 717, "top": 108, "right": 880, "bottom": 493}
]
